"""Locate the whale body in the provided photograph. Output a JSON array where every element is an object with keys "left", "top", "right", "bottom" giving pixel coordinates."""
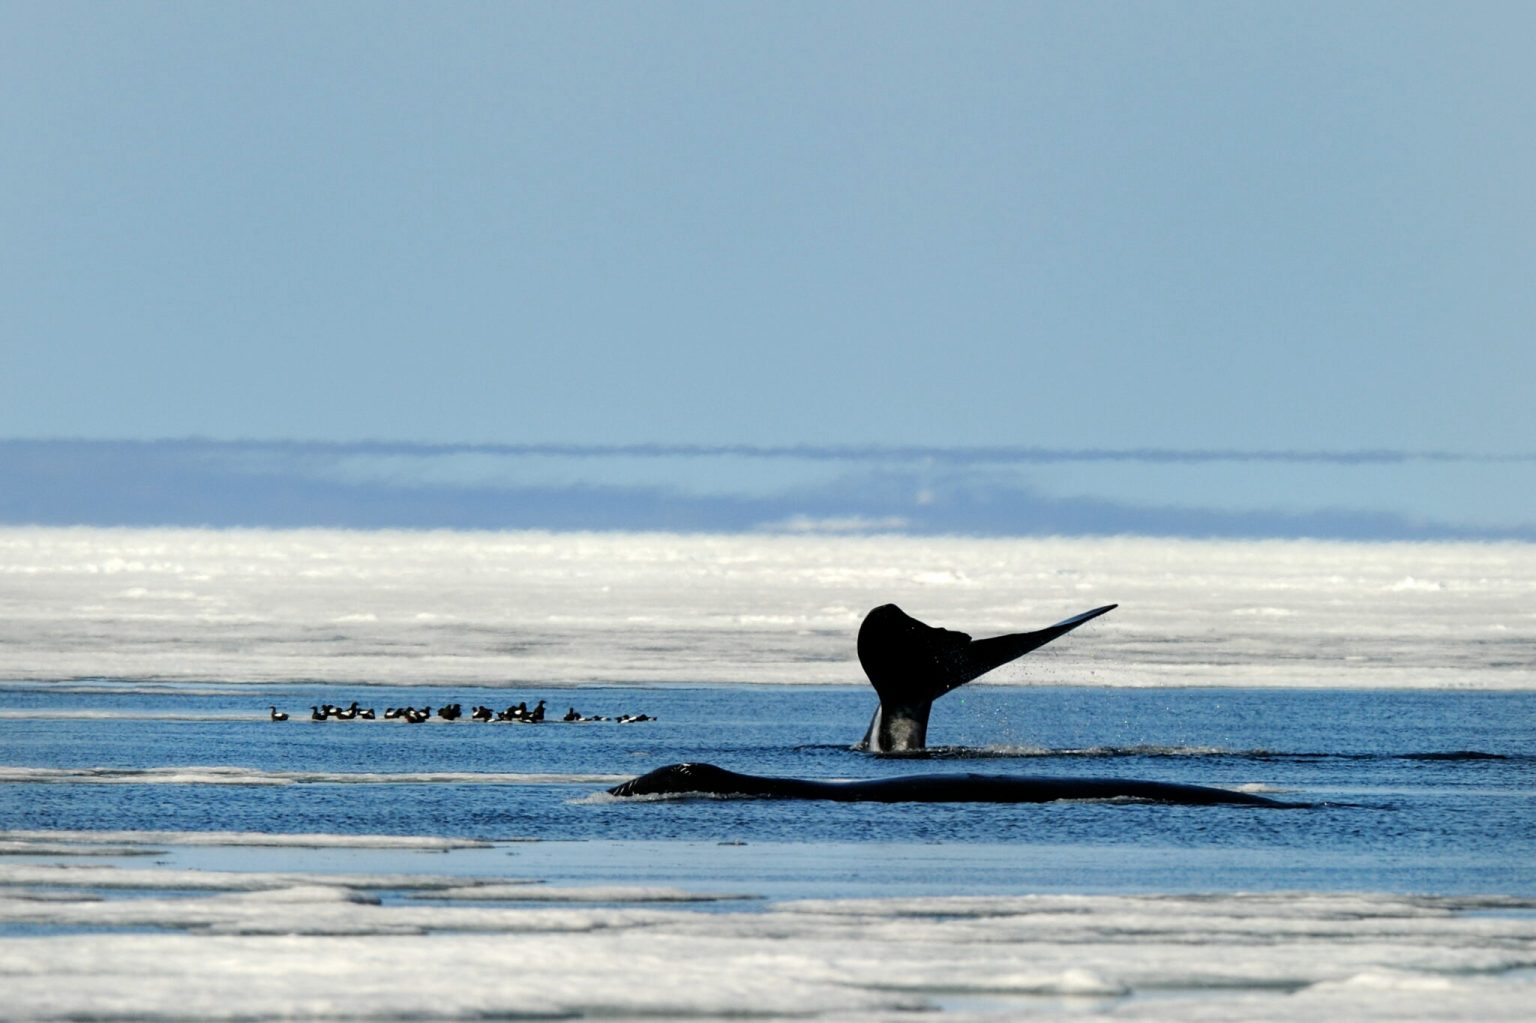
[
  {"left": 858, "top": 603, "right": 1116, "bottom": 753},
  {"left": 607, "top": 762, "right": 1289, "bottom": 807},
  {"left": 604, "top": 605, "right": 1293, "bottom": 807}
]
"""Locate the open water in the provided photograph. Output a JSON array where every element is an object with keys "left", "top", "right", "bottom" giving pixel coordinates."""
[{"left": 3, "top": 683, "right": 1534, "bottom": 893}]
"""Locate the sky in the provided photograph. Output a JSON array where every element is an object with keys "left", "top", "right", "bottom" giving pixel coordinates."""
[{"left": 2, "top": 2, "right": 1533, "bottom": 533}]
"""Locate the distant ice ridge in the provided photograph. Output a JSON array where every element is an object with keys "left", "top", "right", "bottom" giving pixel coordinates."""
[
  {"left": 1, "top": 526, "right": 1532, "bottom": 689},
  {"left": 0, "top": 843, "right": 1531, "bottom": 1021}
]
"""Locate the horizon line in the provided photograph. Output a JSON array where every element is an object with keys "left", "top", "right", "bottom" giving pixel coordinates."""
[{"left": 6, "top": 435, "right": 1536, "bottom": 466}]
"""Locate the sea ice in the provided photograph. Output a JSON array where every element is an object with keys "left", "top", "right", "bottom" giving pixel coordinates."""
[
  {"left": 0, "top": 863, "right": 1531, "bottom": 1021},
  {"left": 2, "top": 527, "right": 1531, "bottom": 689}
]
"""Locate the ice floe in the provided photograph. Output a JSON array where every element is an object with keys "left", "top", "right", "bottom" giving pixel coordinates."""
[
  {"left": 0, "top": 850, "right": 1531, "bottom": 1021},
  {"left": 0, "top": 832, "right": 1531, "bottom": 1020},
  {"left": 2, "top": 527, "right": 1532, "bottom": 688}
]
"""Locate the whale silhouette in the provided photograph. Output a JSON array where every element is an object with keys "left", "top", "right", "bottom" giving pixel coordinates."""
[
  {"left": 604, "top": 605, "right": 1305, "bottom": 806},
  {"left": 857, "top": 603, "right": 1116, "bottom": 752},
  {"left": 608, "top": 762, "right": 1288, "bottom": 806}
]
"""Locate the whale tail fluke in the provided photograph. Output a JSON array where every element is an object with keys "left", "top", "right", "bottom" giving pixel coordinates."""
[{"left": 857, "top": 603, "right": 1116, "bottom": 752}]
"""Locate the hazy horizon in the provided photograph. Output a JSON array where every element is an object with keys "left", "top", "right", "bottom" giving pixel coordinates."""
[{"left": 5, "top": 437, "right": 1534, "bottom": 541}]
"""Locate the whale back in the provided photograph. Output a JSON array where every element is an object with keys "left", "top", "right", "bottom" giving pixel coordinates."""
[
  {"left": 607, "top": 761, "right": 1291, "bottom": 806},
  {"left": 607, "top": 762, "right": 819, "bottom": 799}
]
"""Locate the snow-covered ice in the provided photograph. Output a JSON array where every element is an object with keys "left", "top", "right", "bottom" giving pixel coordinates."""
[
  {"left": 1, "top": 527, "right": 1531, "bottom": 688},
  {"left": 0, "top": 834, "right": 1531, "bottom": 1021}
]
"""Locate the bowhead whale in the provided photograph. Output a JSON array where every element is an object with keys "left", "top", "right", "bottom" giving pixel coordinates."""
[
  {"left": 857, "top": 603, "right": 1116, "bottom": 752},
  {"left": 603, "top": 605, "right": 1302, "bottom": 807},
  {"left": 608, "top": 762, "right": 1288, "bottom": 807}
]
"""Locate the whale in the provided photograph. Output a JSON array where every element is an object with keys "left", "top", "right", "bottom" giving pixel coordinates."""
[
  {"left": 857, "top": 603, "right": 1116, "bottom": 753},
  {"left": 603, "top": 605, "right": 1295, "bottom": 807},
  {"left": 607, "top": 762, "right": 1290, "bottom": 807}
]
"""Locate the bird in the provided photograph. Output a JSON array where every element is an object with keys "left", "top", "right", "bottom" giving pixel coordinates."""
[
  {"left": 269, "top": 706, "right": 289, "bottom": 722},
  {"left": 310, "top": 706, "right": 327, "bottom": 721}
]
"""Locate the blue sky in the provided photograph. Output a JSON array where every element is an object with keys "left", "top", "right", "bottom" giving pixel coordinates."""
[{"left": 2, "top": 3, "right": 1532, "bottom": 534}]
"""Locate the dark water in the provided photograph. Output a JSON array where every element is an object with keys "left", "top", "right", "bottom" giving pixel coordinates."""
[{"left": 3, "top": 684, "right": 1533, "bottom": 896}]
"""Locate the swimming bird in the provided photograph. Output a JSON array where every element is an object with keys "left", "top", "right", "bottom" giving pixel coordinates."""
[
  {"left": 269, "top": 706, "right": 288, "bottom": 721},
  {"left": 563, "top": 707, "right": 581, "bottom": 722},
  {"left": 310, "top": 706, "right": 327, "bottom": 721}
]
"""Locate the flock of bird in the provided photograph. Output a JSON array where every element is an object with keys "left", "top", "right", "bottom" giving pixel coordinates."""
[{"left": 267, "top": 700, "right": 655, "bottom": 725}]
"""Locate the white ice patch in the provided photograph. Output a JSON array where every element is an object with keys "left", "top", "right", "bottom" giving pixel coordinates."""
[
  {"left": 1, "top": 527, "right": 1533, "bottom": 688},
  {"left": 418, "top": 884, "right": 758, "bottom": 903},
  {"left": 0, "top": 863, "right": 520, "bottom": 894},
  {"left": 0, "top": 866, "right": 1532, "bottom": 1021},
  {"left": 1388, "top": 576, "right": 1445, "bottom": 592}
]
